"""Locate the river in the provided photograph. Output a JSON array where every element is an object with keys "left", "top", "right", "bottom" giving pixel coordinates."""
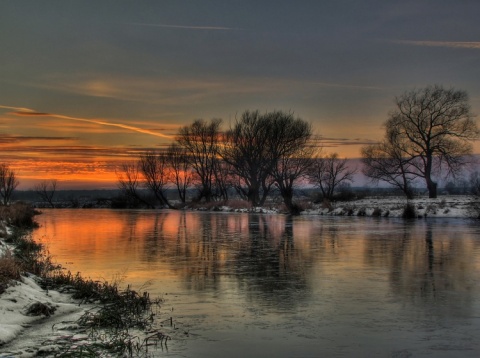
[{"left": 32, "top": 209, "right": 480, "bottom": 357}]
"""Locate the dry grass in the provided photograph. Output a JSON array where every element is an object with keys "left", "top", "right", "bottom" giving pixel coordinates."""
[
  {"left": 0, "top": 250, "right": 22, "bottom": 293},
  {"left": 0, "top": 202, "right": 39, "bottom": 228}
]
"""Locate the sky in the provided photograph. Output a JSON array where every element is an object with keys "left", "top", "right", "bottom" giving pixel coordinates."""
[{"left": 1, "top": 0, "right": 480, "bottom": 189}]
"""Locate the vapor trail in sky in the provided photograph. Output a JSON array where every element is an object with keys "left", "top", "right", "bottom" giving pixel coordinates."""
[{"left": 5, "top": 106, "right": 174, "bottom": 140}]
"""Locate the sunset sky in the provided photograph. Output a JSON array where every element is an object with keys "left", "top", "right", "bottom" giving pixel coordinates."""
[{"left": 1, "top": 0, "right": 480, "bottom": 189}]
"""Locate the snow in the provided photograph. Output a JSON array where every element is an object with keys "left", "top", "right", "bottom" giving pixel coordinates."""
[
  {"left": 0, "top": 273, "right": 90, "bottom": 357},
  {"left": 302, "top": 195, "right": 480, "bottom": 218}
]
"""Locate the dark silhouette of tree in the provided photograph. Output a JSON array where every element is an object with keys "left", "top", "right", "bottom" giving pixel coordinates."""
[
  {"left": 222, "top": 110, "right": 273, "bottom": 206},
  {"left": 0, "top": 163, "right": 19, "bottom": 205},
  {"left": 140, "top": 151, "right": 175, "bottom": 208},
  {"left": 176, "top": 119, "right": 222, "bottom": 202},
  {"left": 116, "top": 162, "right": 153, "bottom": 208},
  {"left": 34, "top": 179, "right": 57, "bottom": 208},
  {"left": 271, "top": 147, "right": 314, "bottom": 213},
  {"left": 266, "top": 111, "right": 314, "bottom": 212},
  {"left": 384, "top": 85, "right": 478, "bottom": 198},
  {"left": 222, "top": 110, "right": 312, "bottom": 208},
  {"left": 212, "top": 160, "right": 231, "bottom": 201},
  {"left": 166, "top": 143, "right": 192, "bottom": 204},
  {"left": 361, "top": 132, "right": 417, "bottom": 199},
  {"left": 308, "top": 152, "right": 356, "bottom": 200}
]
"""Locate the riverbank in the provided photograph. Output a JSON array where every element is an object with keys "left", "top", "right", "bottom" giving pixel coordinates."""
[
  {"left": 31, "top": 195, "right": 480, "bottom": 219},
  {"left": 302, "top": 195, "right": 480, "bottom": 218},
  {"left": 0, "top": 203, "right": 167, "bottom": 357}
]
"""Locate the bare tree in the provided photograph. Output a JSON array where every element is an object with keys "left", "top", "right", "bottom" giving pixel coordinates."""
[
  {"left": 309, "top": 153, "right": 356, "bottom": 200},
  {"left": 222, "top": 110, "right": 312, "bottom": 208},
  {"left": 385, "top": 85, "right": 478, "bottom": 198},
  {"left": 271, "top": 148, "right": 314, "bottom": 213},
  {"left": 266, "top": 111, "right": 314, "bottom": 211},
  {"left": 361, "top": 133, "right": 417, "bottom": 199},
  {"left": 34, "top": 179, "right": 58, "bottom": 208},
  {"left": 140, "top": 151, "right": 174, "bottom": 208},
  {"left": 0, "top": 163, "right": 19, "bottom": 205},
  {"left": 116, "top": 162, "right": 153, "bottom": 208},
  {"left": 176, "top": 119, "right": 222, "bottom": 202},
  {"left": 221, "top": 110, "right": 273, "bottom": 206},
  {"left": 166, "top": 143, "right": 192, "bottom": 204},
  {"left": 212, "top": 159, "right": 231, "bottom": 201}
]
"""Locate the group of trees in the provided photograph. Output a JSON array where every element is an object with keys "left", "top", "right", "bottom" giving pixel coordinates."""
[
  {"left": 117, "top": 110, "right": 357, "bottom": 212},
  {"left": 1, "top": 85, "right": 478, "bottom": 210},
  {"left": 116, "top": 85, "right": 479, "bottom": 211},
  {"left": 362, "top": 85, "right": 479, "bottom": 199}
]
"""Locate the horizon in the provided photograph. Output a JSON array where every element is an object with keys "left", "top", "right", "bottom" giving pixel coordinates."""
[{"left": 2, "top": 1, "right": 480, "bottom": 190}]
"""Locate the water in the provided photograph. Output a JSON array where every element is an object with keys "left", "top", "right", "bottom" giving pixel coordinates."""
[{"left": 33, "top": 209, "right": 480, "bottom": 357}]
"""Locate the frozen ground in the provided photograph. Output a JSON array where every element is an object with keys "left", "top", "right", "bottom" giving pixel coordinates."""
[
  {"left": 0, "top": 274, "right": 90, "bottom": 357},
  {"left": 1, "top": 196, "right": 479, "bottom": 356},
  {"left": 301, "top": 195, "right": 480, "bottom": 218}
]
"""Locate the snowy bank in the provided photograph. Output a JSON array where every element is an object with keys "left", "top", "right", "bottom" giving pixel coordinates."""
[
  {"left": 302, "top": 195, "right": 480, "bottom": 218},
  {"left": 0, "top": 273, "right": 89, "bottom": 357}
]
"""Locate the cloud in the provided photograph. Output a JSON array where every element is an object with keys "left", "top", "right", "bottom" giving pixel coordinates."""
[
  {"left": 307, "top": 82, "right": 383, "bottom": 91},
  {"left": 0, "top": 134, "right": 78, "bottom": 144},
  {"left": 7, "top": 107, "right": 174, "bottom": 140},
  {"left": 315, "top": 135, "right": 377, "bottom": 148},
  {"left": 394, "top": 40, "right": 480, "bottom": 49},
  {"left": 128, "top": 22, "right": 240, "bottom": 31}
]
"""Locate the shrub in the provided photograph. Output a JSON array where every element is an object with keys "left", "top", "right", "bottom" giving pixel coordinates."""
[
  {"left": 402, "top": 202, "right": 417, "bottom": 219},
  {"left": 225, "top": 199, "right": 252, "bottom": 210},
  {"left": 322, "top": 199, "right": 333, "bottom": 211},
  {"left": 0, "top": 202, "right": 39, "bottom": 228},
  {"left": 0, "top": 250, "right": 22, "bottom": 293},
  {"left": 371, "top": 207, "right": 382, "bottom": 217},
  {"left": 357, "top": 207, "right": 366, "bottom": 216}
]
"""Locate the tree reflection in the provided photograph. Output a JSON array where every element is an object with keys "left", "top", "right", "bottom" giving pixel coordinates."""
[
  {"left": 130, "top": 212, "right": 315, "bottom": 309},
  {"left": 233, "top": 215, "right": 311, "bottom": 310},
  {"left": 364, "top": 220, "right": 477, "bottom": 319}
]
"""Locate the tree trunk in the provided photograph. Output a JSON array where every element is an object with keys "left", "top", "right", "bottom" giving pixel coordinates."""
[
  {"left": 425, "top": 154, "right": 437, "bottom": 198},
  {"left": 247, "top": 186, "right": 260, "bottom": 207}
]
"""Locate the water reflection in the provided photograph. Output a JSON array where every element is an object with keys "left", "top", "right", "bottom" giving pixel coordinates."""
[
  {"left": 33, "top": 210, "right": 480, "bottom": 356},
  {"left": 362, "top": 219, "right": 478, "bottom": 319},
  {"left": 134, "top": 213, "right": 313, "bottom": 309}
]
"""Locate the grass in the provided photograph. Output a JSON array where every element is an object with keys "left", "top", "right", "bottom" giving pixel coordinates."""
[
  {"left": 0, "top": 202, "right": 169, "bottom": 357},
  {"left": 0, "top": 250, "right": 21, "bottom": 294},
  {"left": 42, "top": 270, "right": 168, "bottom": 357}
]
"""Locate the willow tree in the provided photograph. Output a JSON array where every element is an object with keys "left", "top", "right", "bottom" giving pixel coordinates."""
[
  {"left": 266, "top": 111, "right": 313, "bottom": 211},
  {"left": 383, "top": 85, "right": 478, "bottom": 198},
  {"left": 222, "top": 110, "right": 313, "bottom": 209},
  {"left": 221, "top": 110, "right": 273, "bottom": 206}
]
